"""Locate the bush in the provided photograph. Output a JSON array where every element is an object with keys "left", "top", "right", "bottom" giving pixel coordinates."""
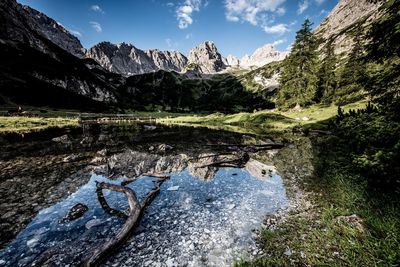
[{"left": 333, "top": 107, "right": 400, "bottom": 193}]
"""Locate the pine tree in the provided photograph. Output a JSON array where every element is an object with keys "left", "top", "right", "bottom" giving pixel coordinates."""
[
  {"left": 315, "top": 39, "right": 337, "bottom": 103},
  {"left": 364, "top": 0, "right": 400, "bottom": 113},
  {"left": 278, "top": 19, "right": 319, "bottom": 108},
  {"left": 336, "top": 29, "right": 366, "bottom": 104}
]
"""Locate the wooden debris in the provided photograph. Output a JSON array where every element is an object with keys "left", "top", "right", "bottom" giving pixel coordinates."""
[{"left": 85, "top": 176, "right": 169, "bottom": 267}]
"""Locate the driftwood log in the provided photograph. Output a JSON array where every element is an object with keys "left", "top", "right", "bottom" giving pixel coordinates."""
[{"left": 85, "top": 176, "right": 169, "bottom": 267}]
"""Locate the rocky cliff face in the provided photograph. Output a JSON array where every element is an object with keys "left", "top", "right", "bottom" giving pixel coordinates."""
[
  {"left": 21, "top": 5, "right": 85, "bottom": 58},
  {"left": 315, "top": 0, "right": 383, "bottom": 55},
  {"left": 240, "top": 44, "right": 288, "bottom": 69},
  {"left": 146, "top": 49, "right": 188, "bottom": 72},
  {"left": 86, "top": 42, "right": 188, "bottom": 76},
  {"left": 187, "top": 41, "right": 227, "bottom": 74}
]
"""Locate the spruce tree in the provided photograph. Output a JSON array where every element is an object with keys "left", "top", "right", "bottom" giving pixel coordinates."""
[
  {"left": 316, "top": 39, "right": 337, "bottom": 103},
  {"left": 336, "top": 29, "right": 366, "bottom": 104},
  {"left": 278, "top": 19, "right": 319, "bottom": 108},
  {"left": 364, "top": 0, "right": 400, "bottom": 113}
]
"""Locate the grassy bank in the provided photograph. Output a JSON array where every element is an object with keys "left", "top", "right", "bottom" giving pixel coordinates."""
[
  {"left": 237, "top": 109, "right": 400, "bottom": 266},
  {"left": 0, "top": 116, "right": 79, "bottom": 133},
  {"left": 158, "top": 100, "right": 367, "bottom": 131}
]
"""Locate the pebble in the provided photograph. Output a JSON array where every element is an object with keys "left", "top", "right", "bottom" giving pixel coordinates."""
[
  {"left": 167, "top": 186, "right": 179, "bottom": 191},
  {"left": 85, "top": 219, "right": 104, "bottom": 230}
]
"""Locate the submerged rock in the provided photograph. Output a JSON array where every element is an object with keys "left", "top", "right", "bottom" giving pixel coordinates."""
[
  {"left": 85, "top": 219, "right": 105, "bottom": 230},
  {"left": 59, "top": 203, "right": 88, "bottom": 223},
  {"left": 245, "top": 159, "right": 276, "bottom": 180},
  {"left": 167, "top": 186, "right": 179, "bottom": 191}
]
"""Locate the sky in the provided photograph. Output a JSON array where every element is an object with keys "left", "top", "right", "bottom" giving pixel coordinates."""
[{"left": 18, "top": 0, "right": 338, "bottom": 58}]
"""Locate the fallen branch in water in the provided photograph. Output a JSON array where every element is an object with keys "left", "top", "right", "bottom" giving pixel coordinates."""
[
  {"left": 96, "top": 184, "right": 129, "bottom": 219},
  {"left": 188, "top": 153, "right": 232, "bottom": 161},
  {"left": 121, "top": 173, "right": 170, "bottom": 186},
  {"left": 205, "top": 143, "right": 284, "bottom": 152},
  {"left": 205, "top": 143, "right": 284, "bottom": 148},
  {"left": 195, "top": 153, "right": 250, "bottom": 169},
  {"left": 142, "top": 173, "right": 170, "bottom": 179},
  {"left": 85, "top": 176, "right": 169, "bottom": 267}
]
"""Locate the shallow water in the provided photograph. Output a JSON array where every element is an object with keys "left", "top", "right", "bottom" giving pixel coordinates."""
[{"left": 0, "top": 123, "right": 288, "bottom": 266}]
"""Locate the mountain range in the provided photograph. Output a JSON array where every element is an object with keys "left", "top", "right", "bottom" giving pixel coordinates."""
[
  {"left": 9, "top": 2, "right": 288, "bottom": 76},
  {"left": 0, "top": 0, "right": 384, "bottom": 111}
]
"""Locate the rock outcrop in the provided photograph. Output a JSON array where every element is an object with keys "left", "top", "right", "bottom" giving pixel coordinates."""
[
  {"left": 315, "top": 0, "right": 383, "bottom": 55},
  {"left": 86, "top": 42, "right": 188, "bottom": 76},
  {"left": 187, "top": 41, "right": 227, "bottom": 74}
]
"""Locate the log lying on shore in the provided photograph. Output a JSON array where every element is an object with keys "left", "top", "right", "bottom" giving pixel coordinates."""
[{"left": 85, "top": 176, "right": 169, "bottom": 267}]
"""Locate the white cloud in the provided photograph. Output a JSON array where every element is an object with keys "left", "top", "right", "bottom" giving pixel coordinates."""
[
  {"left": 90, "top": 5, "right": 104, "bottom": 14},
  {"left": 165, "top": 38, "right": 173, "bottom": 47},
  {"left": 176, "top": 0, "right": 203, "bottom": 29},
  {"left": 271, "top": 39, "right": 286, "bottom": 46},
  {"left": 297, "top": 0, "right": 309, "bottom": 14},
  {"left": 276, "top": 7, "right": 286, "bottom": 16},
  {"left": 90, "top": 21, "right": 102, "bottom": 33},
  {"left": 166, "top": 2, "right": 174, "bottom": 7},
  {"left": 185, "top": 33, "right": 193, "bottom": 39},
  {"left": 315, "top": 0, "right": 325, "bottom": 5},
  {"left": 69, "top": 30, "right": 82, "bottom": 37},
  {"left": 224, "top": 0, "right": 286, "bottom": 26},
  {"left": 263, "top": 23, "right": 289, "bottom": 34}
]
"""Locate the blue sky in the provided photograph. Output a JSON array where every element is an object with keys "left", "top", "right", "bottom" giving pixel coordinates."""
[{"left": 18, "top": 0, "right": 338, "bottom": 58}]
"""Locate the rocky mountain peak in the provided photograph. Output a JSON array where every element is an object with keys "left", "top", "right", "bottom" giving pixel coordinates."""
[
  {"left": 240, "top": 44, "right": 288, "bottom": 69},
  {"left": 187, "top": 41, "right": 227, "bottom": 74}
]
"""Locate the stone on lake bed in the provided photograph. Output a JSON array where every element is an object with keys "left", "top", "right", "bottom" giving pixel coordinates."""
[
  {"left": 85, "top": 219, "right": 104, "bottom": 229},
  {"left": 59, "top": 203, "right": 88, "bottom": 223},
  {"left": 26, "top": 237, "right": 40, "bottom": 248},
  {"left": 227, "top": 204, "right": 235, "bottom": 210},
  {"left": 167, "top": 186, "right": 179, "bottom": 191}
]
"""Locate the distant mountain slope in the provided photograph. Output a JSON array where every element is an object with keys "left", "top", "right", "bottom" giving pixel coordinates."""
[
  {"left": 315, "top": 0, "right": 383, "bottom": 55},
  {"left": 0, "top": 0, "right": 121, "bottom": 110}
]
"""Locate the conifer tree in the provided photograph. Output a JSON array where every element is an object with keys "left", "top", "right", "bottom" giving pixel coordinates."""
[
  {"left": 315, "top": 39, "right": 337, "bottom": 103},
  {"left": 278, "top": 19, "right": 319, "bottom": 108},
  {"left": 364, "top": 0, "right": 400, "bottom": 113},
  {"left": 336, "top": 29, "right": 366, "bottom": 104}
]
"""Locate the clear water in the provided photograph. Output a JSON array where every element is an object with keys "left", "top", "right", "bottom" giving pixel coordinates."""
[{"left": 0, "top": 167, "right": 287, "bottom": 266}]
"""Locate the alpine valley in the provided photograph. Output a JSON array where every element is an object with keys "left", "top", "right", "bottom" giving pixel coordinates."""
[{"left": 0, "top": 0, "right": 399, "bottom": 266}]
